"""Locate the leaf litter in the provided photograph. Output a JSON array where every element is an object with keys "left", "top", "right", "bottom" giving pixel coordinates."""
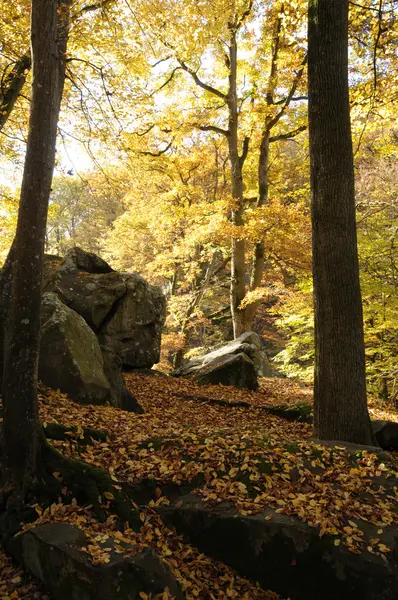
[{"left": 2, "top": 373, "right": 398, "bottom": 599}]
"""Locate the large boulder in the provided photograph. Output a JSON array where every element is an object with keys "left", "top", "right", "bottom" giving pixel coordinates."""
[
  {"left": 173, "top": 332, "right": 279, "bottom": 389},
  {"left": 158, "top": 494, "right": 398, "bottom": 600},
  {"left": 35, "top": 248, "right": 167, "bottom": 410},
  {"left": 193, "top": 352, "right": 258, "bottom": 390},
  {"left": 59, "top": 246, "right": 114, "bottom": 274},
  {"left": 44, "top": 249, "right": 166, "bottom": 369},
  {"left": 2, "top": 249, "right": 164, "bottom": 410},
  {"left": 45, "top": 270, "right": 127, "bottom": 331},
  {"left": 40, "top": 293, "right": 111, "bottom": 405},
  {"left": 8, "top": 522, "right": 183, "bottom": 600},
  {"left": 98, "top": 275, "right": 165, "bottom": 369}
]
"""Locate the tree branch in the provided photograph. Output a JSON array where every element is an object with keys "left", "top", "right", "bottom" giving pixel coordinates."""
[
  {"left": 272, "top": 95, "right": 308, "bottom": 105},
  {"left": 235, "top": 0, "right": 254, "bottom": 29},
  {"left": 0, "top": 55, "right": 31, "bottom": 132},
  {"left": 373, "top": 0, "right": 383, "bottom": 91},
  {"left": 349, "top": 0, "right": 386, "bottom": 11},
  {"left": 73, "top": 0, "right": 114, "bottom": 19},
  {"left": 139, "top": 139, "right": 173, "bottom": 156},
  {"left": 268, "top": 53, "right": 308, "bottom": 129},
  {"left": 195, "top": 124, "right": 230, "bottom": 136},
  {"left": 269, "top": 124, "right": 306, "bottom": 142},
  {"left": 0, "top": 0, "right": 116, "bottom": 132},
  {"left": 177, "top": 59, "right": 227, "bottom": 100},
  {"left": 147, "top": 66, "right": 182, "bottom": 98}
]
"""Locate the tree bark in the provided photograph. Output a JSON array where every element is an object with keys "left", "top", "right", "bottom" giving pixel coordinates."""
[
  {"left": 1, "top": 0, "right": 71, "bottom": 498},
  {"left": 243, "top": 128, "right": 270, "bottom": 330},
  {"left": 308, "top": 0, "right": 374, "bottom": 444},
  {"left": 228, "top": 27, "right": 247, "bottom": 339}
]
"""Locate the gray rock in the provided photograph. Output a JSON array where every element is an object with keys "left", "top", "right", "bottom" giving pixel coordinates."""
[
  {"left": 60, "top": 246, "right": 114, "bottom": 274},
  {"left": 176, "top": 332, "right": 279, "bottom": 378},
  {"left": 99, "top": 274, "right": 165, "bottom": 369},
  {"left": 47, "top": 271, "right": 127, "bottom": 331},
  {"left": 8, "top": 522, "right": 183, "bottom": 600},
  {"left": 174, "top": 332, "right": 280, "bottom": 387},
  {"left": 40, "top": 293, "right": 111, "bottom": 405},
  {"left": 37, "top": 248, "right": 167, "bottom": 410},
  {"left": 158, "top": 494, "right": 398, "bottom": 600},
  {"left": 193, "top": 352, "right": 258, "bottom": 390},
  {"left": 44, "top": 249, "right": 166, "bottom": 370}
]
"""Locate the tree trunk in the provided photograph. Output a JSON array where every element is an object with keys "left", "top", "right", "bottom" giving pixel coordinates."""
[
  {"left": 228, "top": 27, "right": 247, "bottom": 339},
  {"left": 1, "top": 0, "right": 71, "bottom": 498},
  {"left": 308, "top": 0, "right": 374, "bottom": 444},
  {"left": 243, "top": 128, "right": 270, "bottom": 330}
]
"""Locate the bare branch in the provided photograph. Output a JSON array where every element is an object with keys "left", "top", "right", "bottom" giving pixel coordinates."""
[
  {"left": 178, "top": 59, "right": 227, "bottom": 100},
  {"left": 272, "top": 95, "right": 308, "bottom": 105},
  {"left": 269, "top": 125, "right": 306, "bottom": 142},
  {"left": 140, "top": 139, "right": 173, "bottom": 156},
  {"left": 195, "top": 124, "right": 230, "bottom": 136},
  {"left": 151, "top": 56, "right": 172, "bottom": 68},
  {"left": 147, "top": 66, "right": 182, "bottom": 98},
  {"left": 268, "top": 53, "right": 308, "bottom": 129},
  {"left": 132, "top": 124, "right": 156, "bottom": 137},
  {"left": 349, "top": 1, "right": 385, "bottom": 11},
  {"left": 73, "top": 0, "right": 114, "bottom": 19}
]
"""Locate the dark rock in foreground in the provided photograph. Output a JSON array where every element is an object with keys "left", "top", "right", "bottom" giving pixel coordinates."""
[
  {"left": 372, "top": 420, "right": 398, "bottom": 450},
  {"left": 158, "top": 494, "right": 398, "bottom": 600},
  {"left": 8, "top": 522, "right": 183, "bottom": 600}
]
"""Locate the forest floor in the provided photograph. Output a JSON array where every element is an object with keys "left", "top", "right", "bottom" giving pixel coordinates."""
[{"left": 1, "top": 373, "right": 398, "bottom": 600}]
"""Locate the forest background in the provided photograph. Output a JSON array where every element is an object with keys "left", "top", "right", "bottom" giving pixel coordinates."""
[{"left": 1, "top": 0, "right": 397, "bottom": 400}]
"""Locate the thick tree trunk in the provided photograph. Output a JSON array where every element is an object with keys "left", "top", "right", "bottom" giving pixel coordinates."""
[
  {"left": 308, "top": 0, "right": 374, "bottom": 444},
  {"left": 228, "top": 28, "right": 247, "bottom": 339},
  {"left": 1, "top": 0, "right": 71, "bottom": 497}
]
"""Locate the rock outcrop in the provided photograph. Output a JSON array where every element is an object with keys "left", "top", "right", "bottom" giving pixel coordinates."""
[
  {"left": 173, "top": 332, "right": 278, "bottom": 389},
  {"left": 158, "top": 494, "right": 398, "bottom": 600},
  {"left": 8, "top": 522, "right": 183, "bottom": 600},
  {"left": 193, "top": 352, "right": 258, "bottom": 390},
  {"left": 98, "top": 274, "right": 165, "bottom": 369},
  {"left": 38, "top": 248, "right": 165, "bottom": 411},
  {"left": 40, "top": 293, "right": 111, "bottom": 406}
]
